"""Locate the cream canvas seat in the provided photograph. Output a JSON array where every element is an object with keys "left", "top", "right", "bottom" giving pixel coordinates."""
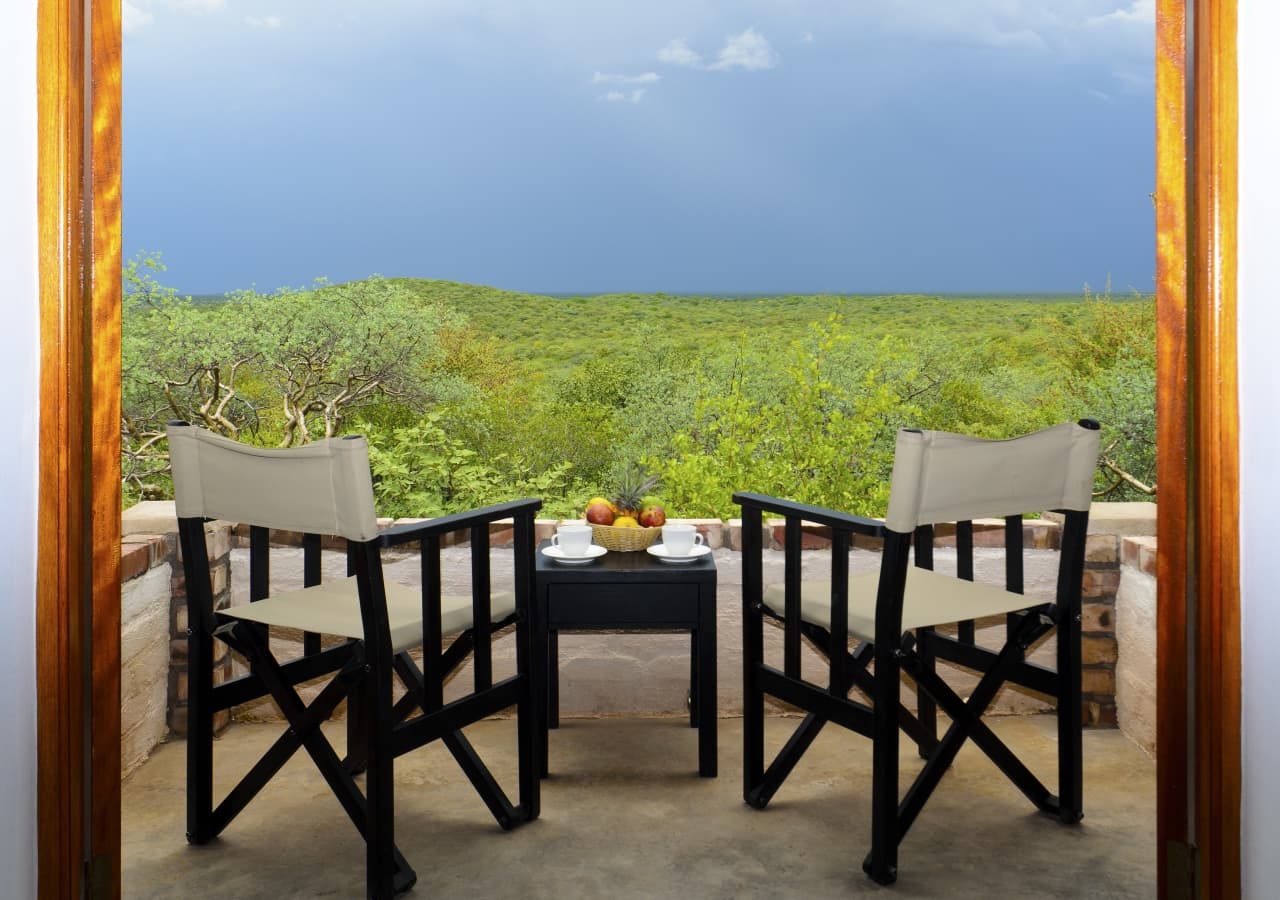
[
  {"left": 168, "top": 422, "right": 542, "bottom": 900},
  {"left": 224, "top": 579, "right": 517, "bottom": 654},
  {"left": 736, "top": 420, "right": 1101, "bottom": 888},
  {"left": 762, "top": 568, "right": 1031, "bottom": 644}
]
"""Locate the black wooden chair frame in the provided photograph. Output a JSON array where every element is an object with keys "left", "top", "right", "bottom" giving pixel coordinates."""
[
  {"left": 735, "top": 487, "right": 1090, "bottom": 886},
  {"left": 180, "top": 498, "right": 543, "bottom": 899}
]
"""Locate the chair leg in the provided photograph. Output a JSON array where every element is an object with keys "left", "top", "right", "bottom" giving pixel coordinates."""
[
  {"left": 364, "top": 651, "right": 399, "bottom": 900},
  {"left": 186, "top": 620, "right": 215, "bottom": 845},
  {"left": 743, "top": 597, "right": 765, "bottom": 805},
  {"left": 864, "top": 643, "right": 901, "bottom": 886},
  {"left": 513, "top": 599, "right": 541, "bottom": 822},
  {"left": 346, "top": 684, "right": 370, "bottom": 776},
  {"left": 1057, "top": 611, "right": 1084, "bottom": 824}
]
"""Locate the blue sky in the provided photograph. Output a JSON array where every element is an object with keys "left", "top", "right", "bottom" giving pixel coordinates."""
[{"left": 123, "top": 0, "right": 1155, "bottom": 295}]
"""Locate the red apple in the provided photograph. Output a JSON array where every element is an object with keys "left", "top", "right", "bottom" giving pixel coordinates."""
[
  {"left": 585, "top": 502, "right": 615, "bottom": 525},
  {"left": 638, "top": 504, "right": 666, "bottom": 528}
]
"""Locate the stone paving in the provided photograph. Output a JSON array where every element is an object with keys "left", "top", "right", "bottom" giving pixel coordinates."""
[{"left": 122, "top": 716, "right": 1157, "bottom": 898}]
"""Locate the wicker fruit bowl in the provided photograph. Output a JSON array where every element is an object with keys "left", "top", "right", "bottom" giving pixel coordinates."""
[{"left": 590, "top": 523, "right": 661, "bottom": 553}]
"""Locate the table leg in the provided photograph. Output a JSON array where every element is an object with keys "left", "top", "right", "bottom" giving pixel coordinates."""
[
  {"left": 548, "top": 630, "right": 560, "bottom": 730},
  {"left": 689, "top": 630, "right": 698, "bottom": 728},
  {"left": 697, "top": 582, "right": 718, "bottom": 777},
  {"left": 534, "top": 581, "right": 550, "bottom": 779}
]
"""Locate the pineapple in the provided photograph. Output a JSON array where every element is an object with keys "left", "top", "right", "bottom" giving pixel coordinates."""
[{"left": 610, "top": 464, "right": 660, "bottom": 521}]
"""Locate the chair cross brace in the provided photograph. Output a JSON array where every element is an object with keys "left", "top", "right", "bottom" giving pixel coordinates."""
[
  {"left": 860, "top": 610, "right": 1064, "bottom": 878},
  {"left": 211, "top": 620, "right": 418, "bottom": 894},
  {"left": 389, "top": 650, "right": 524, "bottom": 830},
  {"left": 346, "top": 615, "right": 516, "bottom": 772},
  {"left": 747, "top": 624, "right": 933, "bottom": 810}
]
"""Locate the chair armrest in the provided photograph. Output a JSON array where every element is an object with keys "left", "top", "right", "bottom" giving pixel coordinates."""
[
  {"left": 378, "top": 498, "right": 543, "bottom": 548},
  {"left": 731, "top": 492, "right": 885, "bottom": 537}
]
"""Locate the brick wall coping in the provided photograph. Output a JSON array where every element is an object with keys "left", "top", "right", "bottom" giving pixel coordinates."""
[
  {"left": 121, "top": 533, "right": 174, "bottom": 582},
  {"left": 122, "top": 501, "right": 1159, "bottom": 574},
  {"left": 1121, "top": 536, "right": 1157, "bottom": 576}
]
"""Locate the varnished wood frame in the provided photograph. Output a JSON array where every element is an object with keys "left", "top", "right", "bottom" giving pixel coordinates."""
[
  {"left": 36, "top": 0, "right": 122, "bottom": 896},
  {"left": 1156, "top": 0, "right": 1241, "bottom": 898},
  {"left": 33, "top": 1, "right": 1239, "bottom": 898}
]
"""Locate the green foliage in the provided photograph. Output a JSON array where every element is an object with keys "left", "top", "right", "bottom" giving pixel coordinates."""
[
  {"left": 648, "top": 323, "right": 901, "bottom": 519},
  {"left": 229, "top": 276, "right": 460, "bottom": 444},
  {"left": 121, "top": 253, "right": 261, "bottom": 498},
  {"left": 361, "top": 414, "right": 582, "bottom": 519},
  {"left": 124, "top": 264, "right": 1157, "bottom": 517}
]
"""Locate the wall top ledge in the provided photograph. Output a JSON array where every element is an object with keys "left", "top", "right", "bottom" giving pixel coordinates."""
[
  {"left": 122, "top": 500, "right": 177, "bottom": 536},
  {"left": 1047, "top": 501, "right": 1156, "bottom": 536},
  {"left": 123, "top": 499, "right": 1159, "bottom": 541}
]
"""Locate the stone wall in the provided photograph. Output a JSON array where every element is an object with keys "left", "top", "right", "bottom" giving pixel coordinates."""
[
  {"left": 120, "top": 536, "right": 172, "bottom": 777},
  {"left": 118, "top": 501, "right": 1155, "bottom": 760},
  {"left": 1117, "top": 537, "right": 1158, "bottom": 756},
  {"left": 122, "top": 502, "right": 235, "bottom": 743}
]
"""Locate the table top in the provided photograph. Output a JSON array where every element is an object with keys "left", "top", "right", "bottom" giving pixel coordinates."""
[{"left": 535, "top": 539, "right": 716, "bottom": 582}]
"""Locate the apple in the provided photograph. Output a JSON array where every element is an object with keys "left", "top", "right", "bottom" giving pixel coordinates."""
[
  {"left": 638, "top": 504, "right": 666, "bottom": 528},
  {"left": 585, "top": 501, "right": 615, "bottom": 525}
]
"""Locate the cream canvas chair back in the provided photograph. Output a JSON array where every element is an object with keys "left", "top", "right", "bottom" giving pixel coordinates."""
[
  {"left": 167, "top": 422, "right": 380, "bottom": 542},
  {"left": 884, "top": 421, "right": 1101, "bottom": 534}
]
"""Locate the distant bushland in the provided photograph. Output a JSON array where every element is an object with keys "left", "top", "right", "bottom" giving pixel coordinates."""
[{"left": 123, "top": 257, "right": 1155, "bottom": 519}]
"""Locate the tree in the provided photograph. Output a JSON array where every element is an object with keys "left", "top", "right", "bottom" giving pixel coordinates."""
[
  {"left": 120, "top": 257, "right": 458, "bottom": 500},
  {"left": 231, "top": 277, "right": 458, "bottom": 446},
  {"left": 121, "top": 254, "right": 261, "bottom": 498}
]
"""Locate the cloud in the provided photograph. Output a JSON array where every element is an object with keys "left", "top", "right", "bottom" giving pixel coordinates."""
[
  {"left": 657, "top": 29, "right": 779, "bottom": 73},
  {"left": 865, "top": 2, "right": 1153, "bottom": 54},
  {"left": 1087, "top": 0, "right": 1155, "bottom": 27},
  {"left": 593, "top": 71, "right": 660, "bottom": 85},
  {"left": 165, "top": 0, "right": 225, "bottom": 12},
  {"left": 246, "top": 15, "right": 284, "bottom": 29},
  {"left": 709, "top": 28, "right": 778, "bottom": 71},
  {"left": 982, "top": 27, "right": 1047, "bottom": 49},
  {"left": 1088, "top": 88, "right": 1114, "bottom": 103},
  {"left": 800, "top": 32, "right": 815, "bottom": 44},
  {"left": 603, "top": 89, "right": 647, "bottom": 104},
  {"left": 122, "top": 0, "right": 224, "bottom": 33},
  {"left": 657, "top": 38, "right": 702, "bottom": 67},
  {"left": 1112, "top": 66, "right": 1155, "bottom": 93},
  {"left": 123, "top": 0, "right": 153, "bottom": 33}
]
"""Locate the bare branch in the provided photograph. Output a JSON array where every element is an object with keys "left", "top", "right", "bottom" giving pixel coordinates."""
[{"left": 1098, "top": 455, "right": 1156, "bottom": 496}]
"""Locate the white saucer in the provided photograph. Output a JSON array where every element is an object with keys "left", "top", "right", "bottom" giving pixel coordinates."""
[
  {"left": 542, "top": 544, "right": 607, "bottom": 565},
  {"left": 646, "top": 543, "right": 712, "bottom": 564}
]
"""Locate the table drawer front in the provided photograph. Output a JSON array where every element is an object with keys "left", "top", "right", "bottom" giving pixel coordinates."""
[{"left": 547, "top": 583, "right": 700, "bottom": 627}]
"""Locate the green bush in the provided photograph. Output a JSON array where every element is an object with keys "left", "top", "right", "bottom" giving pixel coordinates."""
[
  {"left": 124, "top": 264, "right": 1157, "bottom": 518},
  {"left": 361, "top": 413, "right": 584, "bottom": 519}
]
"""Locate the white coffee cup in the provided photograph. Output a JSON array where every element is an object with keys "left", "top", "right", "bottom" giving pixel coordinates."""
[
  {"left": 552, "top": 524, "right": 593, "bottom": 557},
  {"left": 661, "top": 524, "right": 704, "bottom": 557}
]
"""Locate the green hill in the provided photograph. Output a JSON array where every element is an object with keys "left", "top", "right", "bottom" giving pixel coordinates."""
[{"left": 389, "top": 279, "right": 1148, "bottom": 379}]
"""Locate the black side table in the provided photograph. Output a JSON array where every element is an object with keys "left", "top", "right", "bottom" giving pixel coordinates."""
[{"left": 532, "top": 540, "right": 718, "bottom": 777}]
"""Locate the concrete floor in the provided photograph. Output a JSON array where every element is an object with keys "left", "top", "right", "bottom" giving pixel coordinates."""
[{"left": 123, "top": 716, "right": 1155, "bottom": 899}]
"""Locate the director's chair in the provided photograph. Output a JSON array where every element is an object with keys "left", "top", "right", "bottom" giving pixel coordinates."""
[
  {"left": 736, "top": 420, "right": 1100, "bottom": 885},
  {"left": 168, "top": 422, "right": 541, "bottom": 899}
]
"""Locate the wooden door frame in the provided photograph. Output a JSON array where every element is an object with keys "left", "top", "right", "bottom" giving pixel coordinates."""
[
  {"left": 36, "top": 0, "right": 122, "bottom": 895},
  {"left": 35, "top": 1, "right": 1239, "bottom": 898},
  {"left": 1155, "top": 0, "right": 1242, "bottom": 897}
]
